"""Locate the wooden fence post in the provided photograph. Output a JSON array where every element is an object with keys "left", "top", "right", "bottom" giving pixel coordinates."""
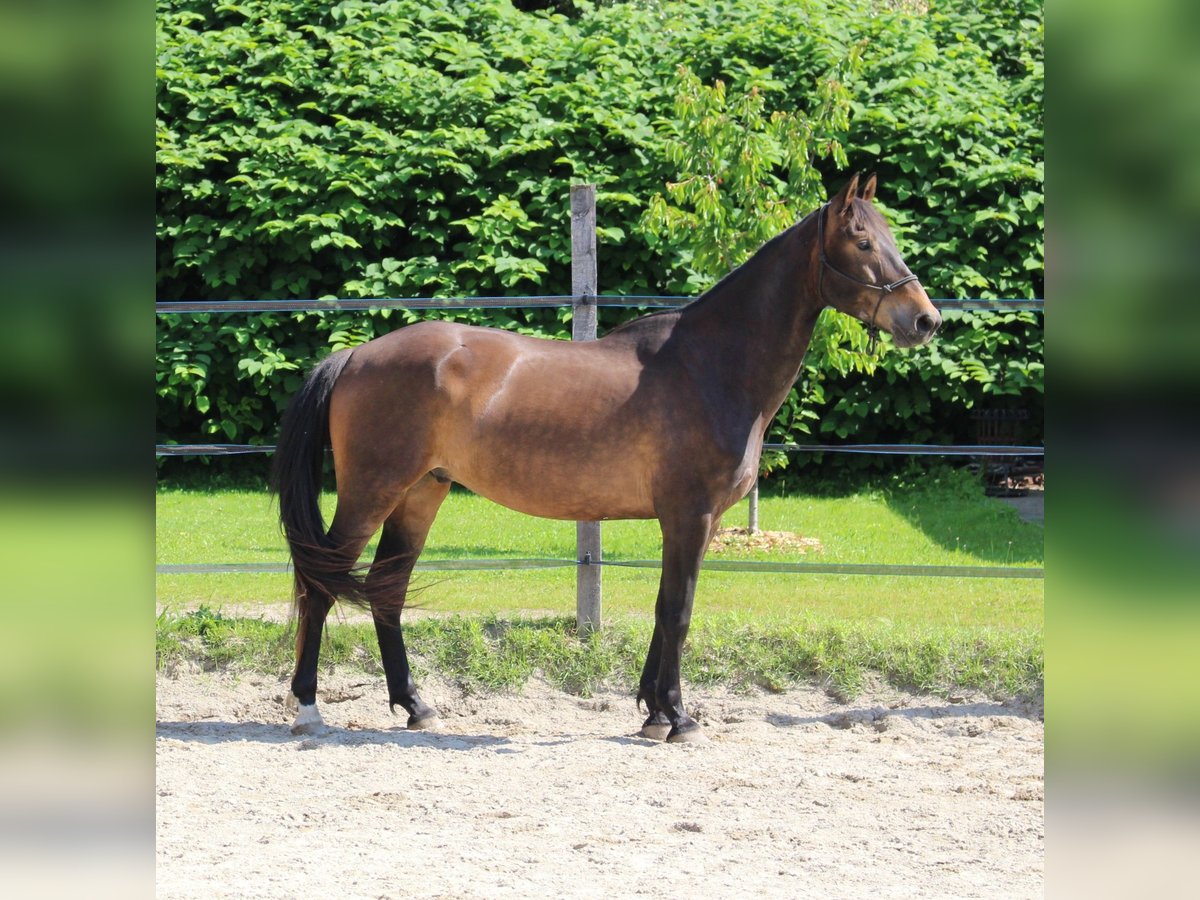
[{"left": 571, "top": 184, "right": 602, "bottom": 633}]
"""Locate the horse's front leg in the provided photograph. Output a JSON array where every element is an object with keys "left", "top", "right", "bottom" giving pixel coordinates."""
[
  {"left": 637, "top": 616, "right": 671, "bottom": 740},
  {"left": 651, "top": 511, "right": 716, "bottom": 743}
]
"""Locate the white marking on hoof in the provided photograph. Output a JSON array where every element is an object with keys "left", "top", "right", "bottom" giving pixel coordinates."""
[
  {"left": 666, "top": 727, "right": 708, "bottom": 744},
  {"left": 407, "top": 715, "right": 442, "bottom": 732},
  {"left": 640, "top": 722, "right": 671, "bottom": 741},
  {"left": 290, "top": 703, "right": 328, "bottom": 736}
]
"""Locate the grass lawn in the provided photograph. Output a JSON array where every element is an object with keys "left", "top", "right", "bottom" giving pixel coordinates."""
[
  {"left": 156, "top": 470, "right": 1042, "bottom": 698},
  {"left": 156, "top": 470, "right": 1042, "bottom": 630}
]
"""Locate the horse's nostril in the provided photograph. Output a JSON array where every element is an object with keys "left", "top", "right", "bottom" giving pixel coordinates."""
[{"left": 915, "top": 312, "right": 939, "bottom": 336}]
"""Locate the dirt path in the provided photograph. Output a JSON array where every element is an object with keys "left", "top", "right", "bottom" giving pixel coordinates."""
[
  {"left": 156, "top": 672, "right": 1043, "bottom": 899},
  {"left": 997, "top": 489, "right": 1044, "bottom": 527}
]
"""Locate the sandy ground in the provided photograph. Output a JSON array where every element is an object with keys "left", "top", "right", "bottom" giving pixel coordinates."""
[{"left": 156, "top": 670, "right": 1043, "bottom": 898}]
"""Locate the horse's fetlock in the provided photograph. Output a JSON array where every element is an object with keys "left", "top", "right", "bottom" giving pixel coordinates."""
[{"left": 636, "top": 682, "right": 656, "bottom": 713}]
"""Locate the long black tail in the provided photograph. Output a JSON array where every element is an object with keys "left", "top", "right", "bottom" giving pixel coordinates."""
[{"left": 270, "top": 349, "right": 370, "bottom": 617}]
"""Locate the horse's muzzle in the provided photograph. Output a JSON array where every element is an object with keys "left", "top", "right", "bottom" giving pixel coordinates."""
[
  {"left": 914, "top": 311, "right": 941, "bottom": 341},
  {"left": 892, "top": 311, "right": 942, "bottom": 348}
]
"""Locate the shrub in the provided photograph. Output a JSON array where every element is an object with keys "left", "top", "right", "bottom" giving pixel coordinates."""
[{"left": 156, "top": 0, "right": 1042, "bottom": 481}]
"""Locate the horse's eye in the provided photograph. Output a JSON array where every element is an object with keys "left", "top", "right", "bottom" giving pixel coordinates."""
[{"left": 857, "top": 240, "right": 872, "bottom": 251}]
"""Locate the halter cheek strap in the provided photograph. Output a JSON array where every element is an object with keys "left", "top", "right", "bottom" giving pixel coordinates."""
[{"left": 816, "top": 203, "right": 921, "bottom": 354}]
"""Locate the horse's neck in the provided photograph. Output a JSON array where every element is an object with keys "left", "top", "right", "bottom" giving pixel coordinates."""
[{"left": 676, "top": 219, "right": 822, "bottom": 408}]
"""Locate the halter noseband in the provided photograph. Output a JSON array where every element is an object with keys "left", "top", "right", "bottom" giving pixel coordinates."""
[{"left": 816, "top": 202, "right": 921, "bottom": 353}]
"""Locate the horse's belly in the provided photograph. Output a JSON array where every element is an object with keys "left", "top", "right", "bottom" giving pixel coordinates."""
[
  {"left": 450, "top": 442, "right": 658, "bottom": 521},
  {"left": 432, "top": 348, "right": 659, "bottom": 519}
]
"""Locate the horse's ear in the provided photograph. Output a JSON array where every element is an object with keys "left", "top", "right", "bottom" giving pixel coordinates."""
[
  {"left": 833, "top": 174, "right": 860, "bottom": 217},
  {"left": 859, "top": 173, "right": 877, "bottom": 202}
]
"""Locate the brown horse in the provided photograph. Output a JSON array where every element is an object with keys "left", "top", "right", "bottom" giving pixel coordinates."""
[{"left": 272, "top": 175, "right": 940, "bottom": 741}]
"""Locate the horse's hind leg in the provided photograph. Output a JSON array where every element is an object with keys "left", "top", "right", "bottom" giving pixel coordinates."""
[
  {"left": 289, "top": 497, "right": 396, "bottom": 735},
  {"left": 290, "top": 596, "right": 336, "bottom": 734},
  {"left": 290, "top": 529, "right": 370, "bottom": 735},
  {"left": 368, "top": 475, "right": 450, "bottom": 730}
]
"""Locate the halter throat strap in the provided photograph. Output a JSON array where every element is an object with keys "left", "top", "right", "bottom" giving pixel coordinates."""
[{"left": 815, "top": 203, "right": 921, "bottom": 353}]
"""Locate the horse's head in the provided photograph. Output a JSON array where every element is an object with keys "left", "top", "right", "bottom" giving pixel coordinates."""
[{"left": 816, "top": 174, "right": 941, "bottom": 348}]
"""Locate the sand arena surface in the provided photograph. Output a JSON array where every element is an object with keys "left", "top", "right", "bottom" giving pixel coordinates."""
[{"left": 156, "top": 670, "right": 1042, "bottom": 898}]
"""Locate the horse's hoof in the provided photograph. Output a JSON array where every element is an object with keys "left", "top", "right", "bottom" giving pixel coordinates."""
[
  {"left": 640, "top": 722, "right": 671, "bottom": 741},
  {"left": 666, "top": 723, "right": 707, "bottom": 744},
  {"left": 407, "top": 712, "right": 442, "bottom": 731},
  {"left": 290, "top": 704, "right": 328, "bottom": 736},
  {"left": 640, "top": 713, "right": 671, "bottom": 741}
]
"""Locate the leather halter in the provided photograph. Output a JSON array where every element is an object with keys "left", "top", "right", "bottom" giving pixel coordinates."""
[{"left": 816, "top": 202, "right": 920, "bottom": 353}]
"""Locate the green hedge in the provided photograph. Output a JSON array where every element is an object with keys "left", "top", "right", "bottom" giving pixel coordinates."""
[{"left": 156, "top": 0, "right": 1043, "bottom": 482}]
